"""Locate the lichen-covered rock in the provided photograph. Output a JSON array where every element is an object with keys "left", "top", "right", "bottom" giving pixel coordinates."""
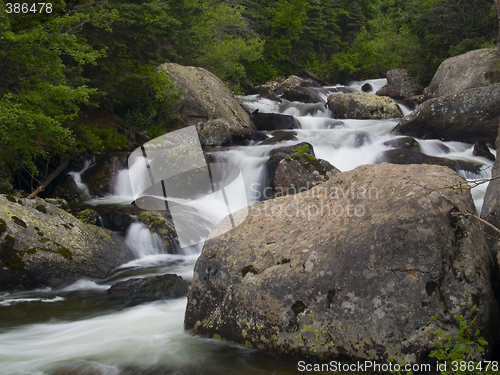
[
  {"left": 159, "top": 63, "right": 252, "bottom": 129},
  {"left": 107, "top": 274, "right": 189, "bottom": 307},
  {"left": 198, "top": 119, "right": 233, "bottom": 147},
  {"left": 0, "top": 195, "right": 134, "bottom": 290},
  {"left": 376, "top": 69, "right": 421, "bottom": 99},
  {"left": 327, "top": 92, "right": 403, "bottom": 119},
  {"left": 393, "top": 84, "right": 500, "bottom": 145},
  {"left": 185, "top": 164, "right": 498, "bottom": 363},
  {"left": 424, "top": 48, "right": 500, "bottom": 100}
]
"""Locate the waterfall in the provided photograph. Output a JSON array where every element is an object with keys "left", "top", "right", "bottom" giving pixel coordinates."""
[
  {"left": 124, "top": 222, "right": 168, "bottom": 258},
  {"left": 68, "top": 160, "right": 92, "bottom": 197}
]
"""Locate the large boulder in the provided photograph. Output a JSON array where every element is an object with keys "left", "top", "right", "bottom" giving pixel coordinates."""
[
  {"left": 0, "top": 195, "right": 134, "bottom": 290},
  {"left": 376, "top": 69, "right": 421, "bottom": 100},
  {"left": 424, "top": 48, "right": 500, "bottom": 100},
  {"left": 276, "top": 75, "right": 324, "bottom": 103},
  {"left": 327, "top": 92, "right": 403, "bottom": 119},
  {"left": 393, "top": 84, "right": 500, "bottom": 145},
  {"left": 159, "top": 63, "right": 252, "bottom": 129},
  {"left": 185, "top": 164, "right": 498, "bottom": 363}
]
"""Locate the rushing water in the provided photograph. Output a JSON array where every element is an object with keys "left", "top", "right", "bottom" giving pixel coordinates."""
[{"left": 0, "top": 79, "right": 494, "bottom": 374}]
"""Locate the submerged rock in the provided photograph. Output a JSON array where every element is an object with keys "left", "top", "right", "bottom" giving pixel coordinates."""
[
  {"left": 393, "top": 84, "right": 500, "bottom": 145},
  {"left": 0, "top": 195, "right": 134, "bottom": 290},
  {"left": 383, "top": 136, "right": 420, "bottom": 151},
  {"left": 327, "top": 92, "right": 403, "bottom": 119},
  {"left": 185, "top": 164, "right": 498, "bottom": 363},
  {"left": 107, "top": 274, "right": 189, "bottom": 307}
]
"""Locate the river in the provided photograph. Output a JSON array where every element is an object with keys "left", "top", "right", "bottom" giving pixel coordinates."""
[{"left": 0, "top": 79, "right": 493, "bottom": 374}]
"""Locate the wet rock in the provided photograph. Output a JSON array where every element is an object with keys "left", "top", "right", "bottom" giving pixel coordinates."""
[
  {"left": 230, "top": 128, "right": 268, "bottom": 146},
  {"left": 327, "top": 92, "right": 403, "bottom": 119},
  {"left": 376, "top": 149, "right": 482, "bottom": 175},
  {"left": 342, "top": 131, "right": 374, "bottom": 148},
  {"left": 185, "top": 164, "right": 498, "bottom": 363},
  {"left": 424, "top": 48, "right": 500, "bottom": 100},
  {"left": 136, "top": 211, "right": 178, "bottom": 254},
  {"left": 324, "top": 120, "right": 347, "bottom": 129},
  {"left": 383, "top": 137, "right": 420, "bottom": 151},
  {"left": 107, "top": 274, "right": 189, "bottom": 307},
  {"left": 250, "top": 111, "right": 301, "bottom": 131},
  {"left": 393, "top": 84, "right": 500, "bottom": 145},
  {"left": 0, "top": 195, "right": 134, "bottom": 290},
  {"left": 473, "top": 140, "right": 495, "bottom": 161},
  {"left": 159, "top": 63, "right": 252, "bottom": 129},
  {"left": 81, "top": 152, "right": 128, "bottom": 198},
  {"left": 376, "top": 69, "right": 421, "bottom": 100},
  {"left": 361, "top": 83, "right": 372, "bottom": 92}
]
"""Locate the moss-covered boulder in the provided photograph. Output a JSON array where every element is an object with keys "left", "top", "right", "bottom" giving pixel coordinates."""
[
  {"left": 0, "top": 195, "right": 134, "bottom": 290},
  {"left": 136, "top": 211, "right": 178, "bottom": 254},
  {"left": 265, "top": 143, "right": 339, "bottom": 198},
  {"left": 185, "top": 164, "right": 498, "bottom": 363},
  {"left": 327, "top": 92, "right": 403, "bottom": 119}
]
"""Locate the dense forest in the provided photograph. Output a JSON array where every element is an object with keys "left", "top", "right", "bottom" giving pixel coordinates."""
[{"left": 0, "top": 0, "right": 498, "bottom": 189}]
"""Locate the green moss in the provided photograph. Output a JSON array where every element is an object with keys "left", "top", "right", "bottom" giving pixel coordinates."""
[
  {"left": 292, "top": 144, "right": 311, "bottom": 156},
  {"left": 0, "top": 218, "right": 6, "bottom": 234}
]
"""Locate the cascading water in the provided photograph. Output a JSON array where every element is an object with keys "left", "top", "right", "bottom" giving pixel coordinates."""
[
  {"left": 68, "top": 159, "right": 92, "bottom": 197},
  {"left": 1, "top": 78, "right": 495, "bottom": 374}
]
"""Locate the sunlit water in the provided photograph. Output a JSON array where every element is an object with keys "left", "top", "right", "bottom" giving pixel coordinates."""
[{"left": 1, "top": 79, "right": 493, "bottom": 374}]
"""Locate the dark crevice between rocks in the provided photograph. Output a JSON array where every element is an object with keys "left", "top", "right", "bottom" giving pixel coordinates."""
[
  {"left": 241, "top": 265, "right": 258, "bottom": 278},
  {"left": 291, "top": 300, "right": 308, "bottom": 316},
  {"left": 11, "top": 216, "right": 27, "bottom": 228}
]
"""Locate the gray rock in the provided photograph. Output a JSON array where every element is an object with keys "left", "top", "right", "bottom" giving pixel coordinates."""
[
  {"left": 424, "top": 48, "right": 500, "bottom": 100},
  {"left": 198, "top": 119, "right": 233, "bottom": 147},
  {"left": 159, "top": 63, "right": 252, "bottom": 129},
  {"left": 0, "top": 195, "right": 134, "bottom": 290},
  {"left": 376, "top": 69, "right": 421, "bottom": 99},
  {"left": 327, "top": 92, "right": 403, "bottom": 119},
  {"left": 393, "top": 84, "right": 500, "bottom": 145},
  {"left": 0, "top": 181, "right": 13, "bottom": 194},
  {"left": 185, "top": 164, "right": 498, "bottom": 363},
  {"left": 250, "top": 112, "right": 301, "bottom": 131}
]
